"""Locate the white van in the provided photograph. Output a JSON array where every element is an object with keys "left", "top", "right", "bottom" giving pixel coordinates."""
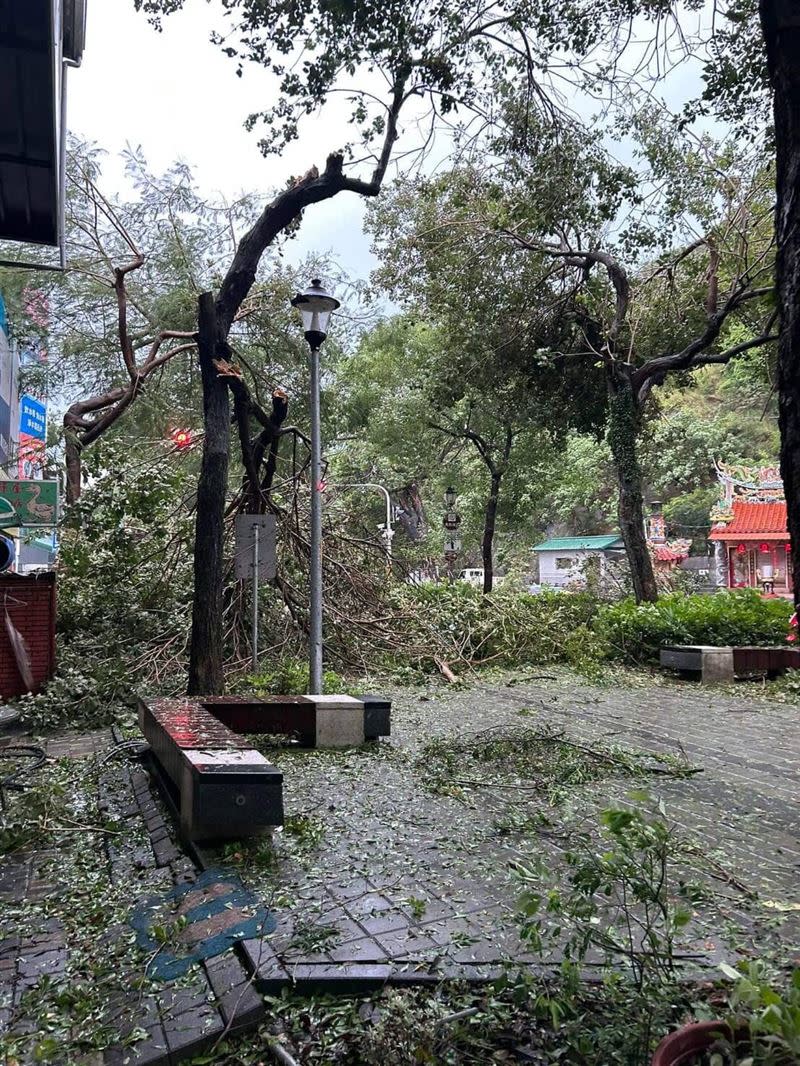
[{"left": 459, "top": 568, "right": 485, "bottom": 587}]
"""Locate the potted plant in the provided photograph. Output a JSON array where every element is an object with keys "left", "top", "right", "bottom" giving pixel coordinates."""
[
  {"left": 652, "top": 964, "right": 800, "bottom": 1065},
  {"left": 651, "top": 1020, "right": 741, "bottom": 1065}
]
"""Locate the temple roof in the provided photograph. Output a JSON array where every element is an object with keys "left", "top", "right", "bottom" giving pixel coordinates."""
[
  {"left": 709, "top": 500, "right": 788, "bottom": 541},
  {"left": 654, "top": 540, "right": 691, "bottom": 562}
]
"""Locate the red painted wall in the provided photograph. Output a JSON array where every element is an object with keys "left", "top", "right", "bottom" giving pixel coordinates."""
[{"left": 0, "top": 572, "right": 56, "bottom": 698}]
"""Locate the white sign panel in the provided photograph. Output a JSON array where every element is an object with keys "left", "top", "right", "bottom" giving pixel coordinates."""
[
  {"left": 443, "top": 536, "right": 461, "bottom": 554},
  {"left": 234, "top": 514, "right": 277, "bottom": 580}
]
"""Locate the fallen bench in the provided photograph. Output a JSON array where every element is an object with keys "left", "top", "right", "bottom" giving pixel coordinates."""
[
  {"left": 138, "top": 693, "right": 391, "bottom": 840},
  {"left": 660, "top": 645, "right": 800, "bottom": 684}
]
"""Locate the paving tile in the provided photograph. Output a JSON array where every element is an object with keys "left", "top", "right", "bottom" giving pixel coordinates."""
[
  {"left": 203, "top": 952, "right": 264, "bottom": 1034},
  {"left": 160, "top": 987, "right": 224, "bottom": 1062},
  {"left": 325, "top": 936, "right": 387, "bottom": 964}
]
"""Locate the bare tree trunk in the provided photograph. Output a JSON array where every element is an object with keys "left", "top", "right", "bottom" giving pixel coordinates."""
[
  {"left": 482, "top": 470, "right": 502, "bottom": 593},
  {"left": 761, "top": 0, "right": 800, "bottom": 606},
  {"left": 607, "top": 372, "right": 658, "bottom": 604},
  {"left": 187, "top": 292, "right": 230, "bottom": 695},
  {"left": 64, "top": 427, "right": 82, "bottom": 504}
]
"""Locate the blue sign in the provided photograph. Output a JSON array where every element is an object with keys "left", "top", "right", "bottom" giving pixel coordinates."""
[{"left": 19, "top": 395, "right": 46, "bottom": 440}]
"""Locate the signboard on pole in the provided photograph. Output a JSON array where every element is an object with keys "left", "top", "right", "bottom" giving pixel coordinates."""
[
  {"left": 443, "top": 536, "right": 461, "bottom": 554},
  {"left": 234, "top": 514, "right": 277, "bottom": 580},
  {"left": 0, "top": 479, "right": 58, "bottom": 527}
]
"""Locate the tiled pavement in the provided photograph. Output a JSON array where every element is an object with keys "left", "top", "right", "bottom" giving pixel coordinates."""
[
  {"left": 228, "top": 672, "right": 800, "bottom": 991},
  {"left": 0, "top": 730, "right": 264, "bottom": 1065},
  {"left": 2, "top": 672, "right": 799, "bottom": 1062}
]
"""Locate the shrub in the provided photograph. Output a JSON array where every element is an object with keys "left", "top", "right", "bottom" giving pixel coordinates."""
[
  {"left": 17, "top": 442, "right": 194, "bottom": 730},
  {"left": 245, "top": 659, "right": 351, "bottom": 696},
  {"left": 596, "top": 589, "right": 793, "bottom": 664},
  {"left": 392, "top": 583, "right": 604, "bottom": 671}
]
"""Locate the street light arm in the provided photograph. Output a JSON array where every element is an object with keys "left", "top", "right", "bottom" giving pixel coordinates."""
[{"left": 334, "top": 482, "right": 394, "bottom": 563}]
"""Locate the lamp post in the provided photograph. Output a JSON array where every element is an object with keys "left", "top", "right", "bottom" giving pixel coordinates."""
[
  {"left": 336, "top": 482, "right": 395, "bottom": 566},
  {"left": 291, "top": 279, "right": 340, "bottom": 694},
  {"left": 443, "top": 486, "right": 461, "bottom": 581}
]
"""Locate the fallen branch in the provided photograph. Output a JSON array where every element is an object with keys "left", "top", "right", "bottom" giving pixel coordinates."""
[
  {"left": 436, "top": 658, "right": 459, "bottom": 684},
  {"left": 268, "top": 1039, "right": 300, "bottom": 1066}
]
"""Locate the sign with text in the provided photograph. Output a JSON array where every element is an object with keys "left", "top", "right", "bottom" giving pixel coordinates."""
[
  {"left": 19, "top": 395, "right": 46, "bottom": 439},
  {"left": 234, "top": 514, "right": 277, "bottom": 580},
  {"left": 0, "top": 479, "right": 58, "bottom": 527}
]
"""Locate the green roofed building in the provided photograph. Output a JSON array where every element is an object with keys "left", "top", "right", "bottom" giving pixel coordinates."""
[{"left": 532, "top": 535, "right": 625, "bottom": 588}]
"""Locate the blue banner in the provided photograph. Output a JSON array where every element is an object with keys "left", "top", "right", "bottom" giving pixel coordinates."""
[{"left": 19, "top": 395, "right": 46, "bottom": 440}]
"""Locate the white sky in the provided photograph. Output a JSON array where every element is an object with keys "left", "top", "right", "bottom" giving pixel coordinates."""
[
  {"left": 69, "top": 0, "right": 379, "bottom": 281},
  {"left": 68, "top": 1, "right": 712, "bottom": 287}
]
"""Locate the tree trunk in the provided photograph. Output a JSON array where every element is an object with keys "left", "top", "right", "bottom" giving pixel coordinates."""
[
  {"left": 64, "top": 428, "right": 82, "bottom": 504},
  {"left": 482, "top": 472, "right": 502, "bottom": 593},
  {"left": 761, "top": 0, "right": 800, "bottom": 606},
  {"left": 187, "top": 292, "right": 230, "bottom": 695},
  {"left": 607, "top": 372, "right": 658, "bottom": 603}
]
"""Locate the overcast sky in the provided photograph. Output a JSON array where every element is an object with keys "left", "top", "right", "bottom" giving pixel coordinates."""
[
  {"left": 69, "top": 0, "right": 380, "bottom": 282},
  {"left": 68, "top": 0, "right": 710, "bottom": 291}
]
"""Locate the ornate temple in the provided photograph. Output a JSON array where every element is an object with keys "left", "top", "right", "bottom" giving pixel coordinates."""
[
  {"left": 647, "top": 504, "right": 691, "bottom": 572},
  {"left": 708, "top": 462, "right": 791, "bottom": 595}
]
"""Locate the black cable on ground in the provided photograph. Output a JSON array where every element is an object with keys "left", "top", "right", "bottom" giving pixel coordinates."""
[{"left": 0, "top": 744, "right": 47, "bottom": 810}]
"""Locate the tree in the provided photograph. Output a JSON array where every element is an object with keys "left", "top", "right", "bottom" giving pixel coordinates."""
[
  {"left": 759, "top": 1, "right": 800, "bottom": 606},
  {"left": 370, "top": 114, "right": 776, "bottom": 601},
  {"left": 0, "top": 144, "right": 280, "bottom": 503},
  {"left": 136, "top": 0, "right": 579, "bottom": 687}
]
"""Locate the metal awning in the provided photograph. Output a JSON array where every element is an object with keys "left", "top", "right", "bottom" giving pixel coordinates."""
[{"left": 0, "top": 0, "right": 86, "bottom": 248}]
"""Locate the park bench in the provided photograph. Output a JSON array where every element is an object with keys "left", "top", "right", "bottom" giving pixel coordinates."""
[
  {"left": 660, "top": 645, "right": 800, "bottom": 684},
  {"left": 138, "top": 692, "right": 391, "bottom": 840}
]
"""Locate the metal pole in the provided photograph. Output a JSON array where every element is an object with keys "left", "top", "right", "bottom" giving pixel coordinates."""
[
  {"left": 383, "top": 487, "right": 393, "bottom": 566},
  {"left": 309, "top": 346, "right": 323, "bottom": 694},
  {"left": 252, "top": 521, "right": 260, "bottom": 672}
]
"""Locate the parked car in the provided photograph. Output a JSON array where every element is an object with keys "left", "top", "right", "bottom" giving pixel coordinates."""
[{"left": 459, "top": 568, "right": 484, "bottom": 587}]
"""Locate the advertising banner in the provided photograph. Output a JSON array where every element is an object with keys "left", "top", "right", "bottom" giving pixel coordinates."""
[{"left": 0, "top": 479, "right": 58, "bottom": 527}]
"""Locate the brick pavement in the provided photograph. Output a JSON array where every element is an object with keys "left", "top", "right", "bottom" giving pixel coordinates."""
[
  {"left": 232, "top": 672, "right": 800, "bottom": 990},
  {"left": 0, "top": 730, "right": 264, "bottom": 1065},
  {"left": 3, "top": 672, "right": 798, "bottom": 1061}
]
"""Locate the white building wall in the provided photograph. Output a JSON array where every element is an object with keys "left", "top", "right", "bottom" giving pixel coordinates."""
[{"left": 538, "top": 549, "right": 602, "bottom": 588}]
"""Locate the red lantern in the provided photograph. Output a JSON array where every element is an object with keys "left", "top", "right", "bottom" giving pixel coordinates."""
[
  {"left": 736, "top": 543, "right": 746, "bottom": 555},
  {"left": 758, "top": 542, "right": 771, "bottom": 554},
  {"left": 170, "top": 427, "right": 193, "bottom": 450},
  {"left": 785, "top": 543, "right": 792, "bottom": 552}
]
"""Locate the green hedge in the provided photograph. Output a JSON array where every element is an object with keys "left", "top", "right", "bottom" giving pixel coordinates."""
[
  {"left": 596, "top": 590, "right": 793, "bottom": 664},
  {"left": 395, "top": 583, "right": 600, "bottom": 668}
]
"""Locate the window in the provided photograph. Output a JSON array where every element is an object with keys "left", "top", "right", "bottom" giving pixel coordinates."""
[{"left": 555, "top": 557, "right": 574, "bottom": 570}]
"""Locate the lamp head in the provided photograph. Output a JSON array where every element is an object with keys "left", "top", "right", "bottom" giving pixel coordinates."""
[{"left": 290, "top": 278, "right": 340, "bottom": 348}]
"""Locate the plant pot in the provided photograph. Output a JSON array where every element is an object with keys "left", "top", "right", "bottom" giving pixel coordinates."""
[{"left": 651, "top": 1021, "right": 737, "bottom": 1066}]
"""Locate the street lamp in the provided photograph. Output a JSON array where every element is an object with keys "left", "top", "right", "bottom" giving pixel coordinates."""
[
  {"left": 443, "top": 486, "right": 461, "bottom": 581},
  {"left": 336, "top": 482, "right": 395, "bottom": 566},
  {"left": 291, "top": 279, "right": 340, "bottom": 695}
]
